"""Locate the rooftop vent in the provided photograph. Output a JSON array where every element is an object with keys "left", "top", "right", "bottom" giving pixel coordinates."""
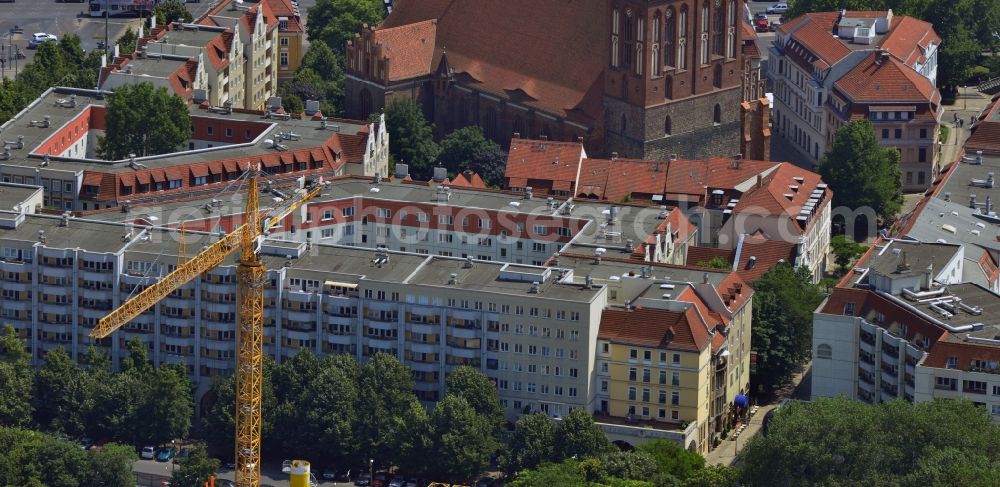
[
  {"left": 37, "top": 229, "right": 46, "bottom": 244},
  {"left": 448, "top": 272, "right": 459, "bottom": 285},
  {"left": 463, "top": 256, "right": 474, "bottom": 269},
  {"left": 584, "top": 274, "right": 594, "bottom": 289},
  {"left": 432, "top": 165, "right": 447, "bottom": 183},
  {"left": 529, "top": 281, "right": 540, "bottom": 294},
  {"left": 523, "top": 187, "right": 533, "bottom": 200}
]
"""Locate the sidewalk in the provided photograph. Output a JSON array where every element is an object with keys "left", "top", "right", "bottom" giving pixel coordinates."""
[
  {"left": 704, "top": 365, "right": 812, "bottom": 466},
  {"left": 938, "top": 86, "right": 992, "bottom": 170}
]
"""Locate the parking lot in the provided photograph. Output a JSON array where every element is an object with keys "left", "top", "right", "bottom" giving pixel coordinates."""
[{"left": 133, "top": 457, "right": 369, "bottom": 487}]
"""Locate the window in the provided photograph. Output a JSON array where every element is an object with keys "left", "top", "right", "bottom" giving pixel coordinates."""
[
  {"left": 623, "top": 9, "right": 634, "bottom": 68},
  {"left": 677, "top": 6, "right": 687, "bottom": 70},
  {"left": 894, "top": 129, "right": 902, "bottom": 139},
  {"left": 659, "top": 370, "right": 667, "bottom": 384},
  {"left": 665, "top": 8, "right": 676, "bottom": 68},
  {"left": 629, "top": 367, "right": 637, "bottom": 381},
  {"left": 628, "top": 387, "right": 637, "bottom": 401},
  {"left": 651, "top": 12, "right": 661, "bottom": 75},
  {"left": 225, "top": 127, "right": 233, "bottom": 138},
  {"left": 611, "top": 9, "right": 620, "bottom": 67},
  {"left": 946, "top": 356, "right": 957, "bottom": 369},
  {"left": 659, "top": 390, "right": 667, "bottom": 404},
  {"left": 672, "top": 372, "right": 680, "bottom": 386},
  {"left": 920, "top": 128, "right": 928, "bottom": 139},
  {"left": 207, "top": 126, "right": 214, "bottom": 135},
  {"left": 342, "top": 207, "right": 355, "bottom": 217},
  {"left": 634, "top": 15, "right": 645, "bottom": 76},
  {"left": 843, "top": 302, "right": 856, "bottom": 316},
  {"left": 918, "top": 147, "right": 927, "bottom": 163},
  {"left": 671, "top": 391, "right": 679, "bottom": 406},
  {"left": 642, "top": 369, "right": 651, "bottom": 382},
  {"left": 816, "top": 343, "right": 833, "bottom": 359},
  {"left": 672, "top": 353, "right": 681, "bottom": 365},
  {"left": 713, "top": 104, "right": 721, "bottom": 124},
  {"left": 713, "top": 1, "right": 724, "bottom": 57},
  {"left": 700, "top": 4, "right": 709, "bottom": 65},
  {"left": 882, "top": 129, "right": 889, "bottom": 139},
  {"left": 642, "top": 388, "right": 650, "bottom": 402}
]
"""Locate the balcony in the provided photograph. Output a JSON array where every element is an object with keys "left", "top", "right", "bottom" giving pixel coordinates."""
[{"left": 860, "top": 330, "right": 876, "bottom": 346}]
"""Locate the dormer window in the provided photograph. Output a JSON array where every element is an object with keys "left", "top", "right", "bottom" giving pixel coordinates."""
[{"left": 843, "top": 302, "right": 856, "bottom": 316}]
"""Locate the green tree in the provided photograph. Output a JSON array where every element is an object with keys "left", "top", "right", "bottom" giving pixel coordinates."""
[
  {"left": 171, "top": 445, "right": 220, "bottom": 487},
  {"left": 34, "top": 347, "right": 92, "bottom": 437},
  {"left": 636, "top": 439, "right": 705, "bottom": 481},
  {"left": 306, "top": 0, "right": 386, "bottom": 56},
  {"left": 97, "top": 82, "right": 192, "bottom": 159},
  {"left": 116, "top": 28, "right": 138, "bottom": 56},
  {"left": 553, "top": 408, "right": 615, "bottom": 461},
  {"left": 750, "top": 263, "right": 825, "bottom": 392},
  {"left": 682, "top": 465, "right": 739, "bottom": 487},
  {"left": 925, "top": 0, "right": 981, "bottom": 88},
  {"left": 0, "top": 325, "right": 33, "bottom": 427},
  {"left": 355, "top": 352, "right": 416, "bottom": 467},
  {"left": 393, "top": 397, "right": 433, "bottom": 476},
  {"left": 428, "top": 395, "right": 499, "bottom": 482},
  {"left": 467, "top": 144, "right": 509, "bottom": 188},
  {"left": 445, "top": 366, "right": 505, "bottom": 432},
  {"left": 154, "top": 0, "right": 194, "bottom": 26},
  {"left": 599, "top": 450, "right": 660, "bottom": 482},
  {"left": 82, "top": 443, "right": 137, "bottom": 487},
  {"left": 201, "top": 356, "right": 276, "bottom": 461},
  {"left": 739, "top": 397, "right": 1000, "bottom": 486},
  {"left": 438, "top": 127, "right": 496, "bottom": 172},
  {"left": 507, "top": 460, "right": 587, "bottom": 487},
  {"left": 385, "top": 98, "right": 441, "bottom": 179},
  {"left": 818, "top": 119, "right": 902, "bottom": 223},
  {"left": 830, "top": 235, "right": 867, "bottom": 273},
  {"left": 504, "top": 413, "right": 556, "bottom": 474},
  {"left": 694, "top": 257, "right": 732, "bottom": 270},
  {"left": 137, "top": 365, "right": 193, "bottom": 445}
]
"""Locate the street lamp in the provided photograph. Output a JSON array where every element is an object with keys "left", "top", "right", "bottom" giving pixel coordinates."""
[{"left": 369, "top": 458, "right": 374, "bottom": 485}]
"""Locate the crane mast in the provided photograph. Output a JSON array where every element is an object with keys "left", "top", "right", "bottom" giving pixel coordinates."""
[{"left": 91, "top": 168, "right": 322, "bottom": 487}]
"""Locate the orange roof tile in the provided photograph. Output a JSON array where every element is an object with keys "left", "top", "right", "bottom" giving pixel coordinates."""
[
  {"left": 733, "top": 236, "right": 798, "bottom": 281},
  {"left": 883, "top": 16, "right": 940, "bottom": 67},
  {"left": 505, "top": 138, "right": 584, "bottom": 187},
  {"left": 598, "top": 306, "right": 712, "bottom": 352},
  {"left": 446, "top": 170, "right": 488, "bottom": 189},
  {"left": 373, "top": 20, "right": 438, "bottom": 81},
  {"left": 834, "top": 52, "right": 937, "bottom": 103},
  {"left": 733, "top": 162, "right": 831, "bottom": 233}
]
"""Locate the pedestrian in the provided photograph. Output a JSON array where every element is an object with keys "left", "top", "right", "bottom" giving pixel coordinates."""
[
  {"left": 954, "top": 113, "right": 958, "bottom": 123},
  {"left": 960, "top": 119, "right": 965, "bottom": 128},
  {"left": 971, "top": 115, "right": 976, "bottom": 125}
]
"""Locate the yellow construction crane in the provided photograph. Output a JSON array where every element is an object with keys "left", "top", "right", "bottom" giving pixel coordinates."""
[{"left": 90, "top": 167, "right": 323, "bottom": 487}]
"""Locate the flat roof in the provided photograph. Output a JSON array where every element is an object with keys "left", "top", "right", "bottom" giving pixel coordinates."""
[
  {"left": 0, "top": 183, "right": 41, "bottom": 211},
  {"left": 156, "top": 28, "right": 224, "bottom": 48},
  {"left": 866, "top": 240, "right": 961, "bottom": 279},
  {"left": 0, "top": 87, "right": 368, "bottom": 174},
  {"left": 116, "top": 56, "right": 189, "bottom": 79},
  {"left": 406, "top": 256, "right": 600, "bottom": 301},
  {"left": 553, "top": 253, "right": 729, "bottom": 287},
  {"left": 0, "top": 214, "right": 131, "bottom": 253},
  {"left": 931, "top": 284, "right": 1000, "bottom": 341}
]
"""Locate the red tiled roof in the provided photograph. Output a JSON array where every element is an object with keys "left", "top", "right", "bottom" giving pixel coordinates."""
[
  {"left": 733, "top": 236, "right": 798, "bottom": 282},
  {"left": 733, "top": 162, "right": 831, "bottom": 231},
  {"left": 833, "top": 52, "right": 937, "bottom": 103},
  {"left": 376, "top": 0, "right": 607, "bottom": 121},
  {"left": 505, "top": 138, "right": 584, "bottom": 187},
  {"left": 883, "top": 16, "right": 940, "bottom": 66},
  {"left": 373, "top": 20, "right": 438, "bottom": 81},
  {"left": 598, "top": 306, "right": 712, "bottom": 352},
  {"left": 924, "top": 341, "right": 1000, "bottom": 370},
  {"left": 820, "top": 287, "right": 948, "bottom": 345},
  {"left": 789, "top": 20, "right": 851, "bottom": 65},
  {"left": 446, "top": 170, "right": 487, "bottom": 189},
  {"left": 665, "top": 158, "right": 778, "bottom": 196},
  {"left": 577, "top": 158, "right": 667, "bottom": 202}
]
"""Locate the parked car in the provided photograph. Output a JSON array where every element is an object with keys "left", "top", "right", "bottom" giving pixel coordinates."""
[
  {"left": 155, "top": 447, "right": 175, "bottom": 462},
  {"left": 321, "top": 467, "right": 337, "bottom": 480},
  {"left": 405, "top": 479, "right": 418, "bottom": 487},
  {"left": 215, "top": 481, "right": 236, "bottom": 487},
  {"left": 388, "top": 476, "right": 405, "bottom": 487},
  {"left": 356, "top": 473, "right": 372, "bottom": 486},
  {"left": 755, "top": 18, "right": 770, "bottom": 32},
  {"left": 140, "top": 446, "right": 156, "bottom": 460},
  {"left": 769, "top": 20, "right": 781, "bottom": 31},
  {"left": 28, "top": 33, "right": 57, "bottom": 49},
  {"left": 79, "top": 438, "right": 94, "bottom": 450},
  {"left": 173, "top": 448, "right": 190, "bottom": 465},
  {"left": 766, "top": 3, "right": 788, "bottom": 14},
  {"left": 281, "top": 460, "right": 292, "bottom": 473}
]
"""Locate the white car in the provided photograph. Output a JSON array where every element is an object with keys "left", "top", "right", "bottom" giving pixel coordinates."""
[
  {"left": 28, "top": 33, "right": 58, "bottom": 49},
  {"left": 766, "top": 3, "right": 788, "bottom": 14},
  {"left": 140, "top": 446, "right": 156, "bottom": 460}
]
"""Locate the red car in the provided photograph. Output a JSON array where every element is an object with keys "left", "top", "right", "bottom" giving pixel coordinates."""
[{"left": 755, "top": 18, "right": 770, "bottom": 32}]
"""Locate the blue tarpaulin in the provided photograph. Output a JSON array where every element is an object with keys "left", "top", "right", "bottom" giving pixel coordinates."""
[{"left": 734, "top": 394, "right": 750, "bottom": 407}]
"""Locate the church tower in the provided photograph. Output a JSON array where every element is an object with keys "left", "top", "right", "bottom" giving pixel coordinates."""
[{"left": 604, "top": 0, "right": 746, "bottom": 160}]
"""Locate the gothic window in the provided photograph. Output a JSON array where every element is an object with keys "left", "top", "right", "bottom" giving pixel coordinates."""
[
  {"left": 665, "top": 115, "right": 672, "bottom": 135},
  {"left": 678, "top": 6, "right": 688, "bottom": 70},
  {"left": 700, "top": 4, "right": 709, "bottom": 65},
  {"left": 513, "top": 116, "right": 525, "bottom": 138},
  {"left": 727, "top": 0, "right": 737, "bottom": 59},
  {"left": 665, "top": 76, "right": 673, "bottom": 99},
  {"left": 713, "top": 1, "right": 725, "bottom": 57},
  {"left": 484, "top": 109, "right": 497, "bottom": 140},
  {"left": 713, "top": 104, "right": 721, "bottom": 124},
  {"left": 360, "top": 88, "right": 373, "bottom": 118},
  {"left": 713, "top": 64, "right": 722, "bottom": 88},
  {"left": 635, "top": 16, "right": 644, "bottom": 76},
  {"left": 652, "top": 12, "right": 661, "bottom": 76},
  {"left": 621, "top": 114, "right": 627, "bottom": 134},
  {"left": 624, "top": 9, "right": 634, "bottom": 68},
  {"left": 665, "top": 8, "right": 676, "bottom": 68},
  {"left": 611, "top": 9, "right": 620, "bottom": 67}
]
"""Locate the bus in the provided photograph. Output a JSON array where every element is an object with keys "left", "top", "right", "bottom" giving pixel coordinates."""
[{"left": 88, "top": 0, "right": 164, "bottom": 18}]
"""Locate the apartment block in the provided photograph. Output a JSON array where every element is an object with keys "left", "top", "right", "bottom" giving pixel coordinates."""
[
  {"left": 264, "top": 0, "right": 305, "bottom": 81},
  {"left": 0, "top": 170, "right": 757, "bottom": 452},
  {"left": 0, "top": 87, "right": 388, "bottom": 212},
  {"left": 812, "top": 238, "right": 1000, "bottom": 418},
  {"left": 200, "top": 0, "right": 281, "bottom": 111},
  {"left": 769, "top": 10, "right": 941, "bottom": 191}
]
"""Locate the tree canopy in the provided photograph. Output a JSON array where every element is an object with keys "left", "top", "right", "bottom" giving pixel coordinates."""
[
  {"left": 1, "top": 34, "right": 103, "bottom": 123},
  {"left": 740, "top": 397, "right": 1000, "bottom": 486},
  {"left": 385, "top": 99, "right": 441, "bottom": 179},
  {"left": 97, "top": 82, "right": 193, "bottom": 160},
  {"left": 0, "top": 427, "right": 136, "bottom": 487},
  {"left": 153, "top": 0, "right": 194, "bottom": 26},
  {"left": 437, "top": 126, "right": 508, "bottom": 187},
  {"left": 830, "top": 235, "right": 867, "bottom": 274},
  {"left": 0, "top": 326, "right": 33, "bottom": 427},
  {"left": 171, "top": 445, "right": 220, "bottom": 487},
  {"left": 306, "top": 0, "right": 386, "bottom": 56},
  {"left": 279, "top": 42, "right": 346, "bottom": 116},
  {"left": 750, "top": 263, "right": 826, "bottom": 393},
  {"left": 694, "top": 257, "right": 732, "bottom": 270},
  {"left": 818, "top": 119, "right": 903, "bottom": 222}
]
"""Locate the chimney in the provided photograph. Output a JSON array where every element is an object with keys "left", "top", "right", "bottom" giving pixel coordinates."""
[
  {"left": 539, "top": 135, "right": 548, "bottom": 141},
  {"left": 448, "top": 273, "right": 459, "bottom": 285},
  {"left": 432, "top": 165, "right": 447, "bottom": 183},
  {"left": 611, "top": 152, "right": 619, "bottom": 160},
  {"left": 529, "top": 281, "right": 541, "bottom": 294},
  {"left": 513, "top": 132, "right": 521, "bottom": 139},
  {"left": 756, "top": 174, "right": 763, "bottom": 188},
  {"left": 584, "top": 274, "right": 594, "bottom": 289},
  {"left": 395, "top": 163, "right": 409, "bottom": 179},
  {"left": 702, "top": 272, "right": 710, "bottom": 284}
]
